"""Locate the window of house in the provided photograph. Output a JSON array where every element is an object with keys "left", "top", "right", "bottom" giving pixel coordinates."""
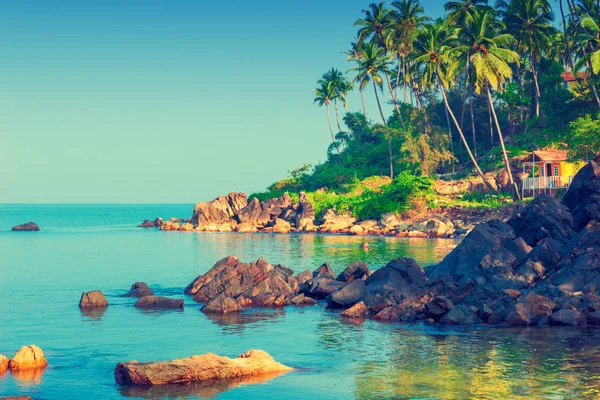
[
  {"left": 541, "top": 165, "right": 545, "bottom": 176},
  {"left": 554, "top": 165, "right": 559, "bottom": 176}
]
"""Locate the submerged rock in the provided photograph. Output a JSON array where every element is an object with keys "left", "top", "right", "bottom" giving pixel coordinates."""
[
  {"left": 79, "top": 290, "right": 108, "bottom": 309},
  {"left": 114, "top": 349, "right": 292, "bottom": 386},
  {"left": 11, "top": 222, "right": 40, "bottom": 231},
  {"left": 9, "top": 345, "right": 47, "bottom": 371},
  {"left": 341, "top": 301, "right": 368, "bottom": 318},
  {"left": 134, "top": 296, "right": 183, "bottom": 310},
  {"left": 122, "top": 282, "right": 154, "bottom": 298}
]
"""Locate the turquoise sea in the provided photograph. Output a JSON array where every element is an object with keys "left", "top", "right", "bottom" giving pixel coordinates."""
[{"left": 1, "top": 204, "right": 600, "bottom": 399}]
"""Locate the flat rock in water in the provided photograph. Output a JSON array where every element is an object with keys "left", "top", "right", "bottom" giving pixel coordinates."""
[
  {"left": 114, "top": 349, "right": 293, "bottom": 385},
  {"left": 79, "top": 290, "right": 108, "bottom": 308},
  {"left": 134, "top": 296, "right": 183, "bottom": 310},
  {"left": 11, "top": 222, "right": 40, "bottom": 231}
]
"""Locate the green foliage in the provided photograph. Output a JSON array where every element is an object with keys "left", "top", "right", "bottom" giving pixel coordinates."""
[
  {"left": 566, "top": 113, "right": 600, "bottom": 160},
  {"left": 460, "top": 192, "right": 513, "bottom": 208}
]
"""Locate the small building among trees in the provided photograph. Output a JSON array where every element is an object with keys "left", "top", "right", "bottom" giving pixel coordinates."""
[{"left": 521, "top": 150, "right": 583, "bottom": 197}]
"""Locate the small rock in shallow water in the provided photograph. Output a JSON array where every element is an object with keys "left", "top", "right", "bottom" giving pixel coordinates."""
[
  {"left": 122, "top": 282, "right": 154, "bottom": 298},
  {"left": 79, "top": 290, "right": 108, "bottom": 308},
  {"left": 9, "top": 345, "right": 47, "bottom": 371},
  {"left": 134, "top": 296, "right": 183, "bottom": 310},
  {"left": 11, "top": 222, "right": 40, "bottom": 231}
]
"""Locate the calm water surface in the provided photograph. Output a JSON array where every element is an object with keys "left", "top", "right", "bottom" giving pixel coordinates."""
[{"left": 1, "top": 205, "right": 600, "bottom": 400}]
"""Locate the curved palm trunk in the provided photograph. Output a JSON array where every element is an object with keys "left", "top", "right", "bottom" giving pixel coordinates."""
[
  {"left": 438, "top": 73, "right": 495, "bottom": 192},
  {"left": 359, "top": 88, "right": 368, "bottom": 118},
  {"left": 486, "top": 85, "right": 521, "bottom": 200},
  {"left": 470, "top": 93, "right": 477, "bottom": 157},
  {"left": 325, "top": 103, "right": 335, "bottom": 143},
  {"left": 373, "top": 80, "right": 394, "bottom": 179},
  {"left": 385, "top": 72, "right": 407, "bottom": 132},
  {"left": 488, "top": 101, "right": 494, "bottom": 146},
  {"left": 334, "top": 99, "right": 342, "bottom": 132},
  {"left": 444, "top": 104, "right": 455, "bottom": 173},
  {"left": 395, "top": 55, "right": 402, "bottom": 100},
  {"left": 559, "top": 0, "right": 575, "bottom": 70},
  {"left": 460, "top": 58, "right": 471, "bottom": 132}
]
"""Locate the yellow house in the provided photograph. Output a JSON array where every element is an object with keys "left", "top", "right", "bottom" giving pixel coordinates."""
[{"left": 521, "top": 150, "right": 583, "bottom": 197}]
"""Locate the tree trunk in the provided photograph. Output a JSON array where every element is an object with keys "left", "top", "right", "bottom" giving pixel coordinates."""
[
  {"left": 403, "top": 58, "right": 408, "bottom": 103},
  {"left": 559, "top": 0, "right": 575, "bottom": 70},
  {"left": 470, "top": 91, "right": 477, "bottom": 157},
  {"left": 530, "top": 53, "right": 541, "bottom": 117},
  {"left": 395, "top": 55, "right": 402, "bottom": 100},
  {"left": 385, "top": 71, "right": 407, "bottom": 132},
  {"left": 334, "top": 99, "right": 342, "bottom": 132},
  {"left": 460, "top": 57, "right": 471, "bottom": 133},
  {"left": 488, "top": 100, "right": 494, "bottom": 146},
  {"left": 438, "top": 72, "right": 495, "bottom": 192},
  {"left": 325, "top": 103, "right": 335, "bottom": 143},
  {"left": 444, "top": 105, "right": 455, "bottom": 173},
  {"left": 360, "top": 88, "right": 368, "bottom": 118},
  {"left": 487, "top": 85, "right": 521, "bottom": 200},
  {"left": 373, "top": 80, "right": 393, "bottom": 179}
]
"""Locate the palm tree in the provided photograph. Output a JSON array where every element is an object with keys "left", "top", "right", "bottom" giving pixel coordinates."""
[
  {"left": 344, "top": 40, "right": 369, "bottom": 117},
  {"left": 321, "top": 68, "right": 345, "bottom": 132},
  {"left": 578, "top": 15, "right": 600, "bottom": 75},
  {"left": 503, "top": 0, "right": 556, "bottom": 117},
  {"left": 350, "top": 42, "right": 396, "bottom": 178},
  {"left": 413, "top": 20, "right": 495, "bottom": 191},
  {"left": 313, "top": 80, "right": 336, "bottom": 143},
  {"left": 354, "top": 2, "right": 393, "bottom": 48},
  {"left": 455, "top": 9, "right": 522, "bottom": 199},
  {"left": 445, "top": 0, "right": 490, "bottom": 25}
]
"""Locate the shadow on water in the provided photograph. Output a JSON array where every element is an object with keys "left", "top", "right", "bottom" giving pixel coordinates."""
[
  {"left": 118, "top": 371, "right": 291, "bottom": 399},
  {"left": 203, "top": 309, "right": 286, "bottom": 333}
]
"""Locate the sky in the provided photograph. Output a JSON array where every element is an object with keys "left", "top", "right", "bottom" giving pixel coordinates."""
[{"left": 0, "top": 0, "right": 444, "bottom": 203}]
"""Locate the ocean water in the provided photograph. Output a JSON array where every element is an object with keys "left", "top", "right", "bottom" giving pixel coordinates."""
[{"left": 1, "top": 204, "right": 600, "bottom": 400}]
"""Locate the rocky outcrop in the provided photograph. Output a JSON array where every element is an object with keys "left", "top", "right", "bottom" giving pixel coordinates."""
[
  {"left": 122, "top": 282, "right": 153, "bottom": 298},
  {"left": 139, "top": 218, "right": 162, "bottom": 228},
  {"left": 191, "top": 192, "right": 248, "bottom": 230},
  {"left": 114, "top": 349, "right": 292, "bottom": 386},
  {"left": 79, "top": 290, "right": 108, "bottom": 308},
  {"left": 11, "top": 222, "right": 40, "bottom": 231},
  {"left": 134, "top": 296, "right": 183, "bottom": 310},
  {"left": 0, "top": 354, "right": 9, "bottom": 373},
  {"left": 9, "top": 345, "right": 47, "bottom": 371}
]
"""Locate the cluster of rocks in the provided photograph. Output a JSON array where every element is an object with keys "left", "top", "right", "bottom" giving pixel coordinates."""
[
  {"left": 182, "top": 160, "right": 600, "bottom": 327},
  {"left": 115, "top": 349, "right": 292, "bottom": 386},
  {"left": 11, "top": 222, "right": 40, "bottom": 231},
  {"left": 79, "top": 282, "right": 184, "bottom": 312},
  {"left": 0, "top": 345, "right": 47, "bottom": 375},
  {"left": 138, "top": 191, "right": 494, "bottom": 238}
]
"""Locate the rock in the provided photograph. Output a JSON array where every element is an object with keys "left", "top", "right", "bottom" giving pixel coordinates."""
[
  {"left": 179, "top": 222, "right": 195, "bottom": 231},
  {"left": 562, "top": 160, "right": 600, "bottom": 230},
  {"left": 320, "top": 209, "right": 356, "bottom": 231},
  {"left": 237, "top": 198, "right": 271, "bottom": 228},
  {"left": 299, "top": 277, "right": 345, "bottom": 299},
  {"left": 289, "top": 294, "right": 317, "bottom": 306},
  {"left": 349, "top": 225, "right": 365, "bottom": 235},
  {"left": 114, "top": 349, "right": 293, "bottom": 386},
  {"left": 336, "top": 261, "right": 369, "bottom": 282},
  {"left": 424, "top": 296, "right": 454, "bottom": 321},
  {"left": 505, "top": 303, "right": 537, "bottom": 326},
  {"left": 586, "top": 311, "right": 600, "bottom": 326},
  {"left": 185, "top": 257, "right": 298, "bottom": 308},
  {"left": 235, "top": 223, "right": 258, "bottom": 233},
  {"left": 360, "top": 242, "right": 369, "bottom": 251},
  {"left": 365, "top": 257, "right": 425, "bottom": 306},
  {"left": 326, "top": 279, "right": 367, "bottom": 308},
  {"left": 134, "top": 296, "right": 183, "bottom": 310},
  {"left": 313, "top": 263, "right": 335, "bottom": 279},
  {"left": 503, "top": 289, "right": 522, "bottom": 299},
  {"left": 379, "top": 213, "right": 401, "bottom": 229},
  {"left": 272, "top": 218, "right": 291, "bottom": 234},
  {"left": 425, "top": 218, "right": 454, "bottom": 237},
  {"left": 122, "top": 282, "right": 154, "bottom": 298},
  {"left": 341, "top": 301, "right": 368, "bottom": 318},
  {"left": 11, "top": 222, "right": 40, "bottom": 231},
  {"left": 0, "top": 354, "right": 9, "bottom": 373},
  {"left": 191, "top": 193, "right": 247, "bottom": 229},
  {"left": 160, "top": 220, "right": 180, "bottom": 231},
  {"left": 295, "top": 199, "right": 316, "bottom": 231},
  {"left": 9, "top": 345, "right": 47, "bottom": 371},
  {"left": 357, "top": 220, "right": 378, "bottom": 230},
  {"left": 79, "top": 290, "right": 108, "bottom": 308},
  {"left": 507, "top": 194, "right": 575, "bottom": 247},
  {"left": 202, "top": 294, "right": 243, "bottom": 314},
  {"left": 523, "top": 292, "right": 556, "bottom": 318},
  {"left": 439, "top": 305, "right": 481, "bottom": 324},
  {"left": 550, "top": 309, "right": 587, "bottom": 326},
  {"left": 294, "top": 269, "right": 313, "bottom": 286},
  {"left": 139, "top": 218, "right": 162, "bottom": 228}
]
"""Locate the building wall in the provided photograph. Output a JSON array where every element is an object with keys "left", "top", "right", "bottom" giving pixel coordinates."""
[{"left": 560, "top": 161, "right": 583, "bottom": 177}]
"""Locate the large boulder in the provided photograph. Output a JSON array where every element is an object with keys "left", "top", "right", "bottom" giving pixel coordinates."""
[
  {"left": 319, "top": 209, "right": 356, "bottom": 232},
  {"left": 122, "top": 282, "right": 153, "bottom": 298},
  {"left": 185, "top": 257, "right": 299, "bottom": 309},
  {"left": 424, "top": 296, "right": 454, "bottom": 321},
  {"left": 299, "top": 277, "right": 345, "bottom": 299},
  {"left": 9, "top": 345, "right": 47, "bottom": 371},
  {"left": 336, "top": 261, "right": 369, "bottom": 283},
  {"left": 364, "top": 257, "right": 426, "bottom": 307},
  {"left": 295, "top": 196, "right": 316, "bottom": 231},
  {"left": 139, "top": 218, "right": 162, "bottom": 228},
  {"left": 272, "top": 218, "right": 291, "bottom": 234},
  {"left": 562, "top": 160, "right": 600, "bottom": 230},
  {"left": 550, "top": 309, "right": 587, "bottom": 326},
  {"left": 191, "top": 193, "right": 247, "bottom": 230},
  {"left": 115, "top": 349, "right": 293, "bottom": 386},
  {"left": 134, "top": 296, "right": 184, "bottom": 310},
  {"left": 11, "top": 222, "right": 40, "bottom": 231},
  {"left": 0, "top": 354, "right": 9, "bottom": 373},
  {"left": 202, "top": 294, "right": 243, "bottom": 314},
  {"left": 313, "top": 263, "right": 335, "bottom": 279},
  {"left": 237, "top": 198, "right": 271, "bottom": 228},
  {"left": 79, "top": 290, "right": 108, "bottom": 308},
  {"left": 439, "top": 305, "right": 481, "bottom": 325},
  {"left": 326, "top": 279, "right": 367, "bottom": 308},
  {"left": 341, "top": 301, "right": 368, "bottom": 318}
]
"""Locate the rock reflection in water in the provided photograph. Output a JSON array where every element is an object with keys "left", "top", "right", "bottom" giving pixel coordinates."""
[
  {"left": 119, "top": 371, "right": 289, "bottom": 399},
  {"left": 204, "top": 309, "right": 285, "bottom": 333},
  {"left": 11, "top": 367, "right": 46, "bottom": 386},
  {"left": 80, "top": 307, "right": 107, "bottom": 320}
]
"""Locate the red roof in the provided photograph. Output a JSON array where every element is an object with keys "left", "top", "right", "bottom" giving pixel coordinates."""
[
  {"left": 523, "top": 150, "right": 568, "bottom": 163},
  {"left": 562, "top": 71, "right": 586, "bottom": 82}
]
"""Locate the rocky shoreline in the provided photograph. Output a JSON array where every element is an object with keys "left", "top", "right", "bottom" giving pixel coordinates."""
[
  {"left": 139, "top": 191, "right": 516, "bottom": 239},
  {"left": 167, "top": 159, "right": 600, "bottom": 327}
]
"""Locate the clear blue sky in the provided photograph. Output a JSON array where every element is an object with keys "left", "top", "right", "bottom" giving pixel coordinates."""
[{"left": 0, "top": 0, "right": 443, "bottom": 203}]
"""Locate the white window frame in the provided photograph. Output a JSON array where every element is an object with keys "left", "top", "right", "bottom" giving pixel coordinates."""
[{"left": 554, "top": 165, "right": 559, "bottom": 176}]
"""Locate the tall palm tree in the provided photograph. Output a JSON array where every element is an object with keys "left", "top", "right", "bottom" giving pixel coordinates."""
[
  {"left": 413, "top": 20, "right": 495, "bottom": 191},
  {"left": 455, "top": 9, "right": 522, "bottom": 199},
  {"left": 503, "top": 0, "right": 556, "bottom": 117},
  {"left": 578, "top": 15, "right": 600, "bottom": 75},
  {"left": 344, "top": 40, "right": 369, "bottom": 117},
  {"left": 350, "top": 42, "right": 396, "bottom": 178},
  {"left": 354, "top": 2, "right": 393, "bottom": 48},
  {"left": 321, "top": 68, "right": 345, "bottom": 132},
  {"left": 313, "top": 80, "right": 336, "bottom": 143}
]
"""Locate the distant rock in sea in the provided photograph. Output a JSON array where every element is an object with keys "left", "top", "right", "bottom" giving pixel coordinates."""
[
  {"left": 79, "top": 290, "right": 109, "bottom": 309},
  {"left": 11, "top": 222, "right": 40, "bottom": 231}
]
